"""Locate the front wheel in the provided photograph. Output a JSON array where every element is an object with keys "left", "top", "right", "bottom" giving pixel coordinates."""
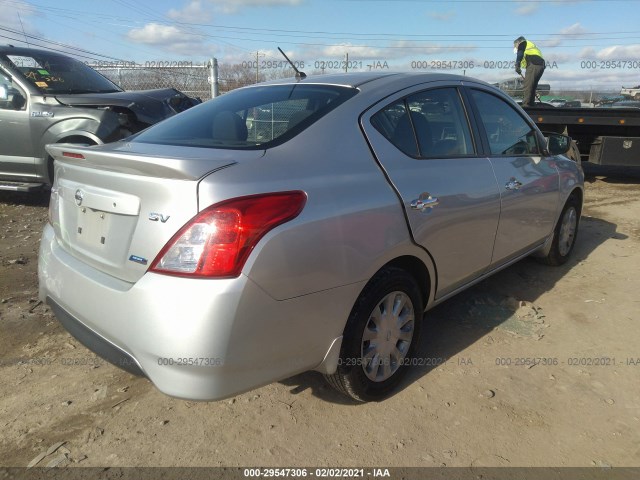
[
  {"left": 325, "top": 267, "right": 423, "bottom": 402},
  {"left": 539, "top": 195, "right": 581, "bottom": 266}
]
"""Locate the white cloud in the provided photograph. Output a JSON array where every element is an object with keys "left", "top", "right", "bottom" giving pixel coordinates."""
[
  {"left": 559, "top": 23, "right": 588, "bottom": 36},
  {"left": 126, "top": 23, "right": 216, "bottom": 56},
  {"left": 540, "top": 22, "right": 589, "bottom": 48},
  {"left": 127, "top": 23, "right": 184, "bottom": 44},
  {"left": 543, "top": 68, "right": 639, "bottom": 90},
  {"left": 320, "top": 44, "right": 387, "bottom": 59},
  {"left": 594, "top": 44, "right": 640, "bottom": 60},
  {"left": 168, "top": 1, "right": 212, "bottom": 22}
]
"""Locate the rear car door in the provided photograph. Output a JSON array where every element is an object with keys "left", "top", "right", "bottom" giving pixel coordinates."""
[
  {"left": 466, "top": 88, "right": 560, "bottom": 266},
  {"left": 361, "top": 84, "right": 501, "bottom": 299}
]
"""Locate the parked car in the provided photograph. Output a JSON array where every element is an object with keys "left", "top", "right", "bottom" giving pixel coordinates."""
[
  {"left": 0, "top": 45, "right": 201, "bottom": 192},
  {"left": 39, "top": 72, "right": 584, "bottom": 402}
]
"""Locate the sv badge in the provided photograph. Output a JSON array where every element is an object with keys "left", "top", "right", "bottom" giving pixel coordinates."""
[{"left": 148, "top": 212, "right": 170, "bottom": 223}]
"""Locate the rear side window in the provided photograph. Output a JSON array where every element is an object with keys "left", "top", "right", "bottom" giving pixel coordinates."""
[
  {"left": 132, "top": 84, "right": 357, "bottom": 150},
  {"left": 470, "top": 89, "right": 540, "bottom": 156},
  {"left": 371, "top": 87, "right": 474, "bottom": 158}
]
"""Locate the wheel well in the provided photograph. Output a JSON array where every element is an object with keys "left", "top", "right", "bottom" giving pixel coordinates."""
[
  {"left": 57, "top": 135, "right": 97, "bottom": 146},
  {"left": 382, "top": 256, "right": 430, "bottom": 307},
  {"left": 569, "top": 187, "right": 583, "bottom": 213},
  {"left": 47, "top": 136, "right": 98, "bottom": 184}
]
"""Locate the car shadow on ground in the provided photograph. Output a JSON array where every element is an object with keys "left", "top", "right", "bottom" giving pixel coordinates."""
[
  {"left": 0, "top": 190, "right": 50, "bottom": 207},
  {"left": 583, "top": 163, "right": 640, "bottom": 184},
  {"left": 279, "top": 214, "right": 624, "bottom": 405}
]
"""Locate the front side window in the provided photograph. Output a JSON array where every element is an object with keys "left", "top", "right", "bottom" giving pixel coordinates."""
[
  {"left": 0, "top": 69, "right": 27, "bottom": 111},
  {"left": 371, "top": 87, "right": 474, "bottom": 158},
  {"left": 132, "top": 84, "right": 357, "bottom": 150},
  {"left": 470, "top": 89, "right": 540, "bottom": 156}
]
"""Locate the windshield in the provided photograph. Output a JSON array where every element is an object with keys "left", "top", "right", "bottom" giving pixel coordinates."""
[
  {"left": 131, "top": 84, "right": 358, "bottom": 150},
  {"left": 4, "top": 52, "right": 122, "bottom": 94}
]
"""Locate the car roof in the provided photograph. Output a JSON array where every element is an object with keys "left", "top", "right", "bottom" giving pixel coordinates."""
[{"left": 245, "top": 71, "right": 495, "bottom": 93}]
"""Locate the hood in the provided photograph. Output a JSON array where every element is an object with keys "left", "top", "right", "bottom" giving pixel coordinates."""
[{"left": 54, "top": 88, "right": 200, "bottom": 125}]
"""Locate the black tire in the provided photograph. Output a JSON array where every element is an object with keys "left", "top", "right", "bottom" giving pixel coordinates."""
[
  {"left": 568, "top": 140, "right": 581, "bottom": 165},
  {"left": 325, "top": 267, "right": 423, "bottom": 402},
  {"left": 538, "top": 195, "right": 581, "bottom": 266}
]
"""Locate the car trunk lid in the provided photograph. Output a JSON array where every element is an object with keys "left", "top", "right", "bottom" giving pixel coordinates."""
[{"left": 46, "top": 143, "right": 262, "bottom": 283}]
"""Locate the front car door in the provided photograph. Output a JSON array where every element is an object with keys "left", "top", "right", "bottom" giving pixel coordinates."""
[
  {"left": 465, "top": 87, "right": 560, "bottom": 266},
  {"left": 361, "top": 84, "right": 501, "bottom": 299},
  {"left": 0, "top": 65, "right": 34, "bottom": 181}
]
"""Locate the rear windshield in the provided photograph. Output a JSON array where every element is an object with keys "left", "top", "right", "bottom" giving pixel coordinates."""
[
  {"left": 131, "top": 84, "right": 358, "bottom": 150},
  {"left": 4, "top": 53, "right": 122, "bottom": 94}
]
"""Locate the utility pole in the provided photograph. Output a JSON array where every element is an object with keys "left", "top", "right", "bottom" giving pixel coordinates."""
[
  {"left": 211, "top": 58, "right": 219, "bottom": 98},
  {"left": 345, "top": 52, "right": 348, "bottom": 73},
  {"left": 254, "top": 51, "right": 265, "bottom": 83},
  {"left": 256, "top": 51, "right": 260, "bottom": 83}
]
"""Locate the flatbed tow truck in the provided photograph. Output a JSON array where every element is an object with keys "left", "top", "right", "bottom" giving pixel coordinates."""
[{"left": 522, "top": 105, "right": 640, "bottom": 166}]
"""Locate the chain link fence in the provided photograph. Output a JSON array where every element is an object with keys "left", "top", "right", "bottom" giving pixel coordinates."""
[
  {"left": 90, "top": 60, "right": 299, "bottom": 100},
  {"left": 92, "top": 63, "right": 214, "bottom": 100},
  {"left": 90, "top": 61, "right": 620, "bottom": 106}
]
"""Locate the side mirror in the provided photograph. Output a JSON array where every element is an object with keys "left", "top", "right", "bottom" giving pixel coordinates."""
[
  {"left": 546, "top": 133, "right": 571, "bottom": 155},
  {"left": 0, "top": 84, "right": 7, "bottom": 100}
]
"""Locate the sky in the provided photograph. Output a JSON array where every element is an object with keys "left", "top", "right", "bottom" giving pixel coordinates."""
[{"left": 1, "top": 0, "right": 640, "bottom": 91}]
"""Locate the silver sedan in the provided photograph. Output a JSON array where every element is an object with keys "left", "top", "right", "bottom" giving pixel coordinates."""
[{"left": 38, "top": 72, "right": 583, "bottom": 402}]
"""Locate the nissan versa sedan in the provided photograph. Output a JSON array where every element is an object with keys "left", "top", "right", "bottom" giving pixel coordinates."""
[{"left": 38, "top": 72, "right": 584, "bottom": 402}]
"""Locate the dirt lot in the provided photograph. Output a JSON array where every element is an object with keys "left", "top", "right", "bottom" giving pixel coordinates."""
[{"left": 1, "top": 165, "right": 640, "bottom": 470}]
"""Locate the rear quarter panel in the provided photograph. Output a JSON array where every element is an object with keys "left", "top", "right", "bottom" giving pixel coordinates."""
[{"left": 197, "top": 97, "right": 435, "bottom": 302}]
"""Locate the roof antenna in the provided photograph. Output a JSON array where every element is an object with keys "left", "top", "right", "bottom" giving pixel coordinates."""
[
  {"left": 17, "top": 12, "right": 30, "bottom": 48},
  {"left": 278, "top": 47, "right": 306, "bottom": 80}
]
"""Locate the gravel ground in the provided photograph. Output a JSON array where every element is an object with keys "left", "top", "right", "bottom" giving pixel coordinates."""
[{"left": 1, "top": 164, "right": 640, "bottom": 470}]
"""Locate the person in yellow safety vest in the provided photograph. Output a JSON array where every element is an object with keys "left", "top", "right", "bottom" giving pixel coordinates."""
[{"left": 514, "top": 36, "right": 545, "bottom": 107}]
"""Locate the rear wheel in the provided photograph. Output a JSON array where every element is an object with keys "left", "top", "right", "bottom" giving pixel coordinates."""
[
  {"left": 539, "top": 195, "right": 581, "bottom": 266},
  {"left": 325, "top": 267, "right": 423, "bottom": 402}
]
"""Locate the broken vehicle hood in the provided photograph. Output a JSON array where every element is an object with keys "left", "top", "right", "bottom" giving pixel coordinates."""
[{"left": 54, "top": 88, "right": 200, "bottom": 124}]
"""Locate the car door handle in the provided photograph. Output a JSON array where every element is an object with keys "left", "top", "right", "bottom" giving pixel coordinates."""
[
  {"left": 410, "top": 193, "right": 440, "bottom": 212},
  {"left": 505, "top": 179, "right": 523, "bottom": 191}
]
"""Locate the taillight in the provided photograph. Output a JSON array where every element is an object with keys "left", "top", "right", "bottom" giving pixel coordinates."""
[
  {"left": 149, "top": 191, "right": 307, "bottom": 278},
  {"left": 62, "top": 152, "right": 85, "bottom": 159}
]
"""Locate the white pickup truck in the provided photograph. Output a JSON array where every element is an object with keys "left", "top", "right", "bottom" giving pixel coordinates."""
[{"left": 620, "top": 85, "right": 640, "bottom": 99}]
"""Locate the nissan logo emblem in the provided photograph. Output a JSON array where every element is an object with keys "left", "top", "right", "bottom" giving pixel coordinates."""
[{"left": 74, "top": 189, "right": 84, "bottom": 206}]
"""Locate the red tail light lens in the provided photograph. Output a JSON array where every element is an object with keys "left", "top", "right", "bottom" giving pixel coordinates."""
[
  {"left": 150, "top": 191, "right": 307, "bottom": 278},
  {"left": 62, "top": 152, "right": 85, "bottom": 159}
]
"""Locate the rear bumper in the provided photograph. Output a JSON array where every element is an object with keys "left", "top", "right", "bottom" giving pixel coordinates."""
[
  {"left": 38, "top": 224, "right": 361, "bottom": 401},
  {"left": 46, "top": 297, "right": 145, "bottom": 377}
]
